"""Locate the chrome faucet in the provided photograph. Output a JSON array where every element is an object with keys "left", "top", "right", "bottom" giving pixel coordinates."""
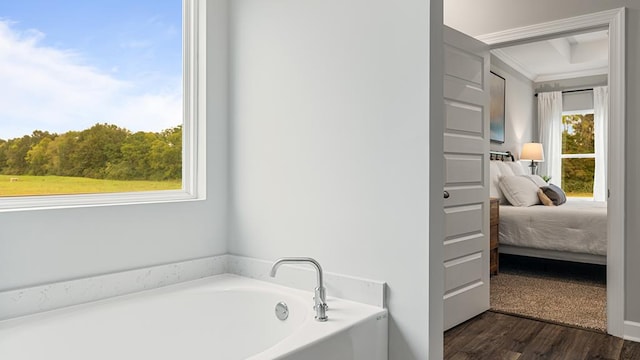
[{"left": 270, "top": 257, "right": 328, "bottom": 322}]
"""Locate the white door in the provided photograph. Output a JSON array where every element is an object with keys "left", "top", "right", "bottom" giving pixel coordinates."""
[{"left": 443, "top": 26, "right": 490, "bottom": 331}]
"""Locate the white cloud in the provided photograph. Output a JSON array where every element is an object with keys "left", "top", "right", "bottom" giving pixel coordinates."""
[
  {"left": 120, "top": 40, "right": 153, "bottom": 49},
  {"left": 0, "top": 21, "right": 181, "bottom": 140}
]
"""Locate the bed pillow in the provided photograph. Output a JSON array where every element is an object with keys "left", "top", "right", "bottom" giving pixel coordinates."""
[
  {"left": 489, "top": 161, "right": 508, "bottom": 204},
  {"left": 498, "top": 175, "right": 541, "bottom": 207},
  {"left": 537, "top": 189, "right": 555, "bottom": 206},
  {"left": 506, "top": 162, "right": 527, "bottom": 176},
  {"left": 540, "top": 183, "right": 567, "bottom": 206},
  {"left": 495, "top": 161, "right": 515, "bottom": 177},
  {"left": 521, "top": 174, "right": 548, "bottom": 188}
]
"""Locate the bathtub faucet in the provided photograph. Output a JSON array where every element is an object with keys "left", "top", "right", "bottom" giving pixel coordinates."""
[{"left": 270, "top": 257, "right": 328, "bottom": 322}]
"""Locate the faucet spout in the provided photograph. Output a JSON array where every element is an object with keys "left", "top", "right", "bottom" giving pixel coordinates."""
[{"left": 270, "top": 257, "right": 328, "bottom": 321}]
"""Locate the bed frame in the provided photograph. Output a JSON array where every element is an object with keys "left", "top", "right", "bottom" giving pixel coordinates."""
[
  {"left": 489, "top": 150, "right": 514, "bottom": 162},
  {"left": 499, "top": 244, "right": 606, "bottom": 265},
  {"left": 490, "top": 150, "right": 607, "bottom": 266}
]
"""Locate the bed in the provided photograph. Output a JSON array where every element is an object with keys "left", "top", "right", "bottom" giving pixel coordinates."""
[{"left": 489, "top": 150, "right": 607, "bottom": 265}]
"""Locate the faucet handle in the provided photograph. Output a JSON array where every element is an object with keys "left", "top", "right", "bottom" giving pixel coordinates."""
[
  {"left": 314, "top": 303, "right": 328, "bottom": 322},
  {"left": 314, "top": 287, "right": 328, "bottom": 309}
]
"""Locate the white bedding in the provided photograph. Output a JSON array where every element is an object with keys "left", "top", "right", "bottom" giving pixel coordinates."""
[{"left": 499, "top": 200, "right": 607, "bottom": 256}]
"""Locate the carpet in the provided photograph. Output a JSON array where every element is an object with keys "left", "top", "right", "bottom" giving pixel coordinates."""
[{"left": 490, "top": 255, "right": 607, "bottom": 332}]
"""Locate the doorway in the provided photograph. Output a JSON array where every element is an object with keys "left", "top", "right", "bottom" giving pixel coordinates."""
[
  {"left": 440, "top": 6, "right": 626, "bottom": 340},
  {"left": 487, "top": 27, "right": 610, "bottom": 331}
]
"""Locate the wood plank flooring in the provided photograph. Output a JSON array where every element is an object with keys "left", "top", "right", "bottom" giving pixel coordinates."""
[{"left": 445, "top": 311, "right": 640, "bottom": 360}]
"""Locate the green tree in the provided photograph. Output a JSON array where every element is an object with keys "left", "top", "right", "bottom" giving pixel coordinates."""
[
  {"left": 106, "top": 131, "right": 158, "bottom": 180},
  {"left": 46, "top": 132, "right": 80, "bottom": 176},
  {"left": 0, "top": 140, "right": 7, "bottom": 171},
  {"left": 26, "top": 137, "right": 54, "bottom": 175},
  {"left": 3, "top": 131, "right": 54, "bottom": 175},
  {"left": 149, "top": 125, "right": 182, "bottom": 180},
  {"left": 71, "top": 123, "right": 129, "bottom": 178}
]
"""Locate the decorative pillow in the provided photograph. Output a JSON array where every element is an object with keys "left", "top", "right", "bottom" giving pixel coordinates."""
[
  {"left": 506, "top": 162, "right": 526, "bottom": 176},
  {"left": 540, "top": 183, "right": 567, "bottom": 206},
  {"left": 521, "top": 174, "right": 547, "bottom": 188},
  {"left": 498, "top": 175, "right": 541, "bottom": 207},
  {"left": 489, "top": 161, "right": 507, "bottom": 204},
  {"left": 537, "top": 189, "right": 555, "bottom": 206}
]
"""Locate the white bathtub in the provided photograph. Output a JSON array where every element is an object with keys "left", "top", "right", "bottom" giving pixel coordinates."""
[{"left": 0, "top": 274, "right": 387, "bottom": 360}]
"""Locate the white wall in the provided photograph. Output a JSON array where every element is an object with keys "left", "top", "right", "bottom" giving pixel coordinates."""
[
  {"left": 0, "top": 0, "right": 229, "bottom": 292},
  {"left": 489, "top": 55, "right": 535, "bottom": 159},
  {"left": 229, "top": 0, "right": 438, "bottom": 358},
  {"left": 445, "top": 0, "right": 640, "bottom": 329}
]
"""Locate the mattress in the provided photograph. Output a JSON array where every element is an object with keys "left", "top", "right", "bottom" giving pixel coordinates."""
[{"left": 499, "top": 200, "right": 607, "bottom": 256}]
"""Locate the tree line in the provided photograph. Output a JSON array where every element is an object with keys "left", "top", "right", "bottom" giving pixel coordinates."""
[{"left": 0, "top": 123, "right": 182, "bottom": 181}]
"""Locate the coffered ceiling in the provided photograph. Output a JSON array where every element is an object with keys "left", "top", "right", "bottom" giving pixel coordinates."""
[{"left": 491, "top": 30, "right": 608, "bottom": 82}]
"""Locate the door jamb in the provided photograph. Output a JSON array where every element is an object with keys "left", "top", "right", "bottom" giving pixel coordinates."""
[{"left": 475, "top": 7, "right": 626, "bottom": 338}]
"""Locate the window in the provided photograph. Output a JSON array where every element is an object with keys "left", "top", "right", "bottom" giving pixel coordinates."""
[
  {"left": 561, "top": 111, "right": 595, "bottom": 197},
  {"left": 0, "top": 0, "right": 204, "bottom": 210}
]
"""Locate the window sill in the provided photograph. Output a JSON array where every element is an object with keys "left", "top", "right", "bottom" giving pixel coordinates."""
[{"left": 0, "top": 190, "right": 204, "bottom": 212}]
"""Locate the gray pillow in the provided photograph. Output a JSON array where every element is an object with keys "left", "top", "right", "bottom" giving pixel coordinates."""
[{"left": 541, "top": 183, "right": 567, "bottom": 206}]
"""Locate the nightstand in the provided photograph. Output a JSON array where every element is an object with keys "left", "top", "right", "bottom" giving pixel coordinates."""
[{"left": 490, "top": 198, "right": 499, "bottom": 275}]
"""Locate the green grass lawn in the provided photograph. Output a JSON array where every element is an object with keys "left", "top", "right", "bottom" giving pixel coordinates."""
[
  {"left": 0, "top": 175, "right": 181, "bottom": 197},
  {"left": 565, "top": 192, "right": 594, "bottom": 198}
]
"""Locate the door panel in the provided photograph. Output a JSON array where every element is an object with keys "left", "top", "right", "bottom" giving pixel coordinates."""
[
  {"left": 444, "top": 46, "right": 484, "bottom": 85},
  {"left": 444, "top": 204, "right": 483, "bottom": 239},
  {"left": 445, "top": 253, "right": 484, "bottom": 291},
  {"left": 445, "top": 101, "right": 483, "bottom": 134},
  {"left": 444, "top": 154, "right": 483, "bottom": 184},
  {"left": 443, "top": 26, "right": 490, "bottom": 331},
  {"left": 444, "top": 133, "right": 484, "bottom": 154},
  {"left": 444, "top": 233, "right": 484, "bottom": 262}
]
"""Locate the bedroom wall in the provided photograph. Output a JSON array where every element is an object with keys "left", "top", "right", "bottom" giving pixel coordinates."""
[
  {"left": 444, "top": 0, "right": 640, "bottom": 332},
  {"left": 229, "top": 0, "right": 441, "bottom": 358},
  {"left": 0, "top": 0, "right": 229, "bottom": 291},
  {"left": 490, "top": 54, "right": 535, "bottom": 166}
]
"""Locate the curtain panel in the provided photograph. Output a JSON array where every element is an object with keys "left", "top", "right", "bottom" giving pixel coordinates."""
[
  {"left": 593, "top": 86, "right": 609, "bottom": 202},
  {"left": 537, "top": 91, "right": 563, "bottom": 185}
]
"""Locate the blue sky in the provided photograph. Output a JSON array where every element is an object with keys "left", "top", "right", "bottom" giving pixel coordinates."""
[{"left": 0, "top": 0, "right": 182, "bottom": 140}]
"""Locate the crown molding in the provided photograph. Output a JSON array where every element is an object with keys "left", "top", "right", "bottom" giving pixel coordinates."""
[
  {"left": 477, "top": 8, "right": 621, "bottom": 47},
  {"left": 535, "top": 66, "right": 608, "bottom": 82},
  {"left": 491, "top": 49, "right": 536, "bottom": 80}
]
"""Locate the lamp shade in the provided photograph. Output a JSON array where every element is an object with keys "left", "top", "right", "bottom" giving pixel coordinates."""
[{"left": 520, "top": 143, "right": 544, "bottom": 162}]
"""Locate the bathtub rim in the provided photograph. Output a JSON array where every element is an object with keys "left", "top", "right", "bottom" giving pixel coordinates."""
[{"left": 0, "top": 273, "right": 388, "bottom": 360}]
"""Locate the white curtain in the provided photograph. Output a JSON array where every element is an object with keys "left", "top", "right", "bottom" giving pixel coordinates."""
[
  {"left": 593, "top": 86, "right": 609, "bottom": 201},
  {"left": 537, "top": 92, "right": 563, "bottom": 185}
]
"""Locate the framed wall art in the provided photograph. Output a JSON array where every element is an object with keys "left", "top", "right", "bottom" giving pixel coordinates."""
[{"left": 489, "top": 71, "right": 506, "bottom": 143}]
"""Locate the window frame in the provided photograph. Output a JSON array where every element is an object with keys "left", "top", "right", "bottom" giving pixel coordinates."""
[
  {"left": 0, "top": 0, "right": 206, "bottom": 212},
  {"left": 560, "top": 109, "right": 595, "bottom": 197},
  {"left": 561, "top": 109, "right": 596, "bottom": 160}
]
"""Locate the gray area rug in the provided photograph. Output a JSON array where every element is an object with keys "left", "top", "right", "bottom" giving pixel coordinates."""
[{"left": 490, "top": 258, "right": 606, "bottom": 332}]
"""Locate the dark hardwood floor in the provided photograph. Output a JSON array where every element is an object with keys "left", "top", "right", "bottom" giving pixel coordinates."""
[{"left": 445, "top": 311, "right": 640, "bottom": 360}]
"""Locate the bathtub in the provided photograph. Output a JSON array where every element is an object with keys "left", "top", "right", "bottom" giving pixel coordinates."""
[{"left": 0, "top": 274, "right": 387, "bottom": 360}]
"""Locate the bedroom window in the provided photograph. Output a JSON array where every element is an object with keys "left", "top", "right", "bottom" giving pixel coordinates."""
[
  {"left": 0, "top": 0, "right": 204, "bottom": 210},
  {"left": 561, "top": 111, "right": 595, "bottom": 198}
]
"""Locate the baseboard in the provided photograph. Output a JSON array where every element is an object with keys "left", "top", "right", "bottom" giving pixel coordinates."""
[{"left": 624, "top": 320, "right": 640, "bottom": 342}]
